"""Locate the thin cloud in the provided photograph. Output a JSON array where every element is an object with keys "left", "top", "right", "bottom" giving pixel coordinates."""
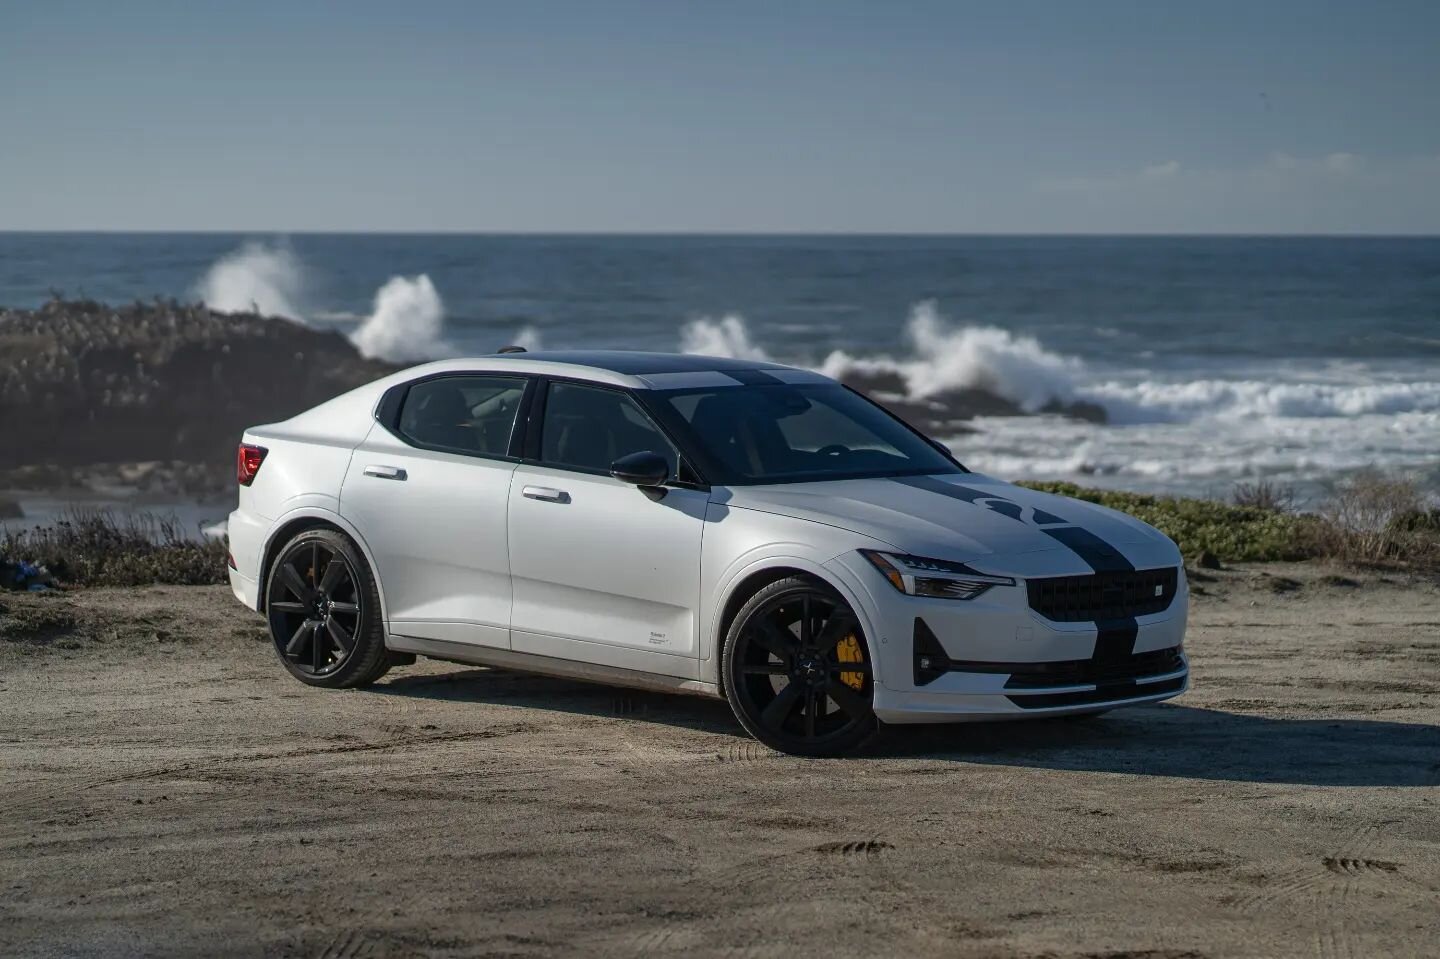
[
  {"left": 1140, "top": 160, "right": 1181, "bottom": 180},
  {"left": 1031, "top": 152, "right": 1440, "bottom": 232}
]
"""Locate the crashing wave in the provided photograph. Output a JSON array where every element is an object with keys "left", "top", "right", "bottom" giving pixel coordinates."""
[
  {"left": 195, "top": 242, "right": 305, "bottom": 321},
  {"left": 196, "top": 243, "right": 455, "bottom": 363},
  {"left": 818, "top": 301, "right": 1082, "bottom": 411},
  {"left": 681, "top": 303, "right": 1100, "bottom": 427},
  {"left": 350, "top": 275, "right": 454, "bottom": 362}
]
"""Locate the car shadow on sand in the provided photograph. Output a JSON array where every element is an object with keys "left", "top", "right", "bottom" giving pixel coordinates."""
[
  {"left": 370, "top": 668, "right": 1439, "bottom": 788},
  {"left": 868, "top": 704, "right": 1440, "bottom": 787},
  {"left": 370, "top": 667, "right": 741, "bottom": 736}
]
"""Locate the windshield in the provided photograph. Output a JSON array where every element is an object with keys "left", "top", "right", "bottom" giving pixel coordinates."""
[{"left": 651, "top": 383, "right": 963, "bottom": 485}]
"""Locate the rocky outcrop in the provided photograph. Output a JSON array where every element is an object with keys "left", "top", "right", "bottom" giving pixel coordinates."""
[{"left": 0, "top": 298, "right": 396, "bottom": 469}]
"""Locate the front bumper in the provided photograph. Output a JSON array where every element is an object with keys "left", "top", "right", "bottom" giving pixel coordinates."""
[
  {"left": 871, "top": 660, "right": 1189, "bottom": 723},
  {"left": 824, "top": 551, "right": 1190, "bottom": 724}
]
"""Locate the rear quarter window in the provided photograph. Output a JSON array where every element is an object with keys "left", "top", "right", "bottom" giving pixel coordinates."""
[{"left": 395, "top": 375, "right": 527, "bottom": 457}]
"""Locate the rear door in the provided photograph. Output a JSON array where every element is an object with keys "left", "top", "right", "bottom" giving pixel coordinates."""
[
  {"left": 340, "top": 373, "right": 531, "bottom": 649},
  {"left": 507, "top": 379, "right": 708, "bottom": 678}
]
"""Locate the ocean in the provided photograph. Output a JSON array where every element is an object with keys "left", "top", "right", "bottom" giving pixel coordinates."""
[{"left": 3, "top": 232, "right": 1438, "bottom": 502}]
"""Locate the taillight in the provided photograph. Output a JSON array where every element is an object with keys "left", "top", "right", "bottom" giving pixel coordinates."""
[{"left": 237, "top": 444, "right": 268, "bottom": 486}]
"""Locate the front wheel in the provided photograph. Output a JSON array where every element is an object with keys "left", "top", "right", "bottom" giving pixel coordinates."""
[
  {"left": 722, "top": 577, "right": 879, "bottom": 756},
  {"left": 265, "top": 528, "right": 391, "bottom": 688}
]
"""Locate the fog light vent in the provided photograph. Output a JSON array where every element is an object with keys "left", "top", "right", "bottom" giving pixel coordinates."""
[{"left": 913, "top": 618, "right": 951, "bottom": 686}]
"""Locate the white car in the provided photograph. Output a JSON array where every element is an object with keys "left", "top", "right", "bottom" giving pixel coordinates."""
[{"left": 227, "top": 350, "right": 1188, "bottom": 755}]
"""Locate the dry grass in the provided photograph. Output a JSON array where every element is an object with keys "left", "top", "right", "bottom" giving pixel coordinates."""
[
  {"left": 1231, "top": 478, "right": 1299, "bottom": 513},
  {"left": 1, "top": 509, "right": 226, "bottom": 588},
  {"left": 1309, "top": 470, "right": 1440, "bottom": 566}
]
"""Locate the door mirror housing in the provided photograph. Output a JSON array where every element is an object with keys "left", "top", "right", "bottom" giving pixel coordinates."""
[{"left": 610, "top": 451, "right": 669, "bottom": 488}]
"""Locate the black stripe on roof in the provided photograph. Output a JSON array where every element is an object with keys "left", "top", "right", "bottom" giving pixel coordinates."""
[{"left": 490, "top": 350, "right": 794, "bottom": 376}]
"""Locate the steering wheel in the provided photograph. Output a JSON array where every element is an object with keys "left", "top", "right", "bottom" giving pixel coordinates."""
[{"left": 817, "top": 444, "right": 850, "bottom": 457}]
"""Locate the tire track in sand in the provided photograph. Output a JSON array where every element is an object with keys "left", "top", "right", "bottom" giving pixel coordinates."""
[{"left": 5, "top": 726, "right": 531, "bottom": 818}]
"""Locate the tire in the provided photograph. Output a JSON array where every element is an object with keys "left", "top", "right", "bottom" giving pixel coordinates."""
[
  {"left": 722, "top": 576, "right": 879, "bottom": 757},
  {"left": 264, "top": 528, "right": 391, "bottom": 689}
]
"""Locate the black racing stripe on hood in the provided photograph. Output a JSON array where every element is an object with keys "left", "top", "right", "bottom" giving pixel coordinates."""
[
  {"left": 891, "top": 475, "right": 1137, "bottom": 573},
  {"left": 892, "top": 474, "right": 991, "bottom": 503},
  {"left": 987, "top": 500, "right": 1024, "bottom": 520},
  {"left": 1040, "top": 525, "right": 1136, "bottom": 574}
]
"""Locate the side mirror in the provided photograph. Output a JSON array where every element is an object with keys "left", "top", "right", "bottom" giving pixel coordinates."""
[
  {"left": 610, "top": 451, "right": 669, "bottom": 488},
  {"left": 928, "top": 437, "right": 953, "bottom": 458}
]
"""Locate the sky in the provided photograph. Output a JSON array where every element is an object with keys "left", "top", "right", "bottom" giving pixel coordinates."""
[{"left": 2, "top": 0, "right": 1438, "bottom": 233}]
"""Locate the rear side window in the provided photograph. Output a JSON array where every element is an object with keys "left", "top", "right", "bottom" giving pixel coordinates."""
[
  {"left": 397, "top": 375, "right": 527, "bottom": 457},
  {"left": 540, "top": 381, "right": 678, "bottom": 476}
]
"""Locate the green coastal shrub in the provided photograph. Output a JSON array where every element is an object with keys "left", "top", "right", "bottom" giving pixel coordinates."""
[{"left": 1018, "top": 481, "right": 1321, "bottom": 563}]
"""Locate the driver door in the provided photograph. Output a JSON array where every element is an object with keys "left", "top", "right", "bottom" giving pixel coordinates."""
[{"left": 507, "top": 380, "right": 708, "bottom": 679}]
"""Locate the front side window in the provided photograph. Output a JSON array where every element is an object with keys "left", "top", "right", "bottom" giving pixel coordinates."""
[
  {"left": 657, "top": 383, "right": 959, "bottom": 484},
  {"left": 397, "top": 375, "right": 527, "bottom": 457},
  {"left": 541, "top": 381, "right": 678, "bottom": 477}
]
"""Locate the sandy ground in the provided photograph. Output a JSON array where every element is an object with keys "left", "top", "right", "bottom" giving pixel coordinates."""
[{"left": 1, "top": 564, "right": 1438, "bottom": 958}]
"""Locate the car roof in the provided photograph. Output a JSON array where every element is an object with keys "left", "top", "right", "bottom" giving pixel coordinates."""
[{"left": 391, "top": 350, "right": 833, "bottom": 390}]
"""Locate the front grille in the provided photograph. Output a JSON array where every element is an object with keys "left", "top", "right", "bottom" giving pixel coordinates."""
[
  {"left": 1027, "top": 567, "right": 1179, "bottom": 622},
  {"left": 1002, "top": 647, "right": 1185, "bottom": 689}
]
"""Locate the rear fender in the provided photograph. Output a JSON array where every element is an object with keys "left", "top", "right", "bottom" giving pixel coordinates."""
[{"left": 259, "top": 506, "right": 390, "bottom": 633}]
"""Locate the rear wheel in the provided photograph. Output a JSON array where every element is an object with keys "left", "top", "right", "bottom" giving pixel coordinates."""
[
  {"left": 722, "top": 577, "right": 879, "bottom": 756},
  {"left": 265, "top": 528, "right": 390, "bottom": 688}
]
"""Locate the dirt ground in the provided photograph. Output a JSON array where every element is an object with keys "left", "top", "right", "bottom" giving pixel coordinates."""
[{"left": 2, "top": 563, "right": 1438, "bottom": 958}]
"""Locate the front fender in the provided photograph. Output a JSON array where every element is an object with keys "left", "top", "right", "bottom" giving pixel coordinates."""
[{"left": 702, "top": 547, "right": 887, "bottom": 690}]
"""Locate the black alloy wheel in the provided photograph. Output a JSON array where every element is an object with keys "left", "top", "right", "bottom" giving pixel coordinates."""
[
  {"left": 265, "top": 528, "right": 391, "bottom": 688},
  {"left": 723, "top": 576, "right": 879, "bottom": 756}
]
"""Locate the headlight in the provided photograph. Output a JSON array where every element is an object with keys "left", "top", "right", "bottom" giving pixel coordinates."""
[{"left": 860, "top": 550, "right": 1015, "bottom": 600}]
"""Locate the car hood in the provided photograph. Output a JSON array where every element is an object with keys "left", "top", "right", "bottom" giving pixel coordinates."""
[{"left": 714, "top": 472, "right": 1181, "bottom": 578}]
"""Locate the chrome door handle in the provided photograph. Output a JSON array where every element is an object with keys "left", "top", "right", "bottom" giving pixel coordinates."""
[
  {"left": 522, "top": 485, "right": 570, "bottom": 503},
  {"left": 363, "top": 465, "right": 407, "bottom": 481}
]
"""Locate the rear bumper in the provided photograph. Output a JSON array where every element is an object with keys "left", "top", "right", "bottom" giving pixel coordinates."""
[
  {"left": 227, "top": 507, "right": 267, "bottom": 611},
  {"left": 228, "top": 566, "right": 260, "bottom": 611}
]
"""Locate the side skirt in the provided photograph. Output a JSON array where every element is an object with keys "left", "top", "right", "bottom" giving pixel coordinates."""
[{"left": 386, "top": 633, "right": 723, "bottom": 700}]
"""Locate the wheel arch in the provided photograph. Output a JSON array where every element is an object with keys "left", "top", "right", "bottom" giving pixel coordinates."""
[
  {"left": 707, "top": 555, "right": 882, "bottom": 693},
  {"left": 258, "top": 508, "right": 388, "bottom": 623}
]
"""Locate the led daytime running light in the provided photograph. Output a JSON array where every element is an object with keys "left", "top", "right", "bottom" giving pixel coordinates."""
[{"left": 861, "top": 550, "right": 1015, "bottom": 600}]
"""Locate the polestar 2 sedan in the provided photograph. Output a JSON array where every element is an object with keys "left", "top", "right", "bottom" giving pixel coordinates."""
[{"left": 226, "top": 350, "right": 1188, "bottom": 755}]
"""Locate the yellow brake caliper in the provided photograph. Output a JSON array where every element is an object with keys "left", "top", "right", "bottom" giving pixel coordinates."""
[{"left": 835, "top": 634, "right": 865, "bottom": 691}]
